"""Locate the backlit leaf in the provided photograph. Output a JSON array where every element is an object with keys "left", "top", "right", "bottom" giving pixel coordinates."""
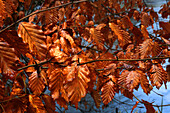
[
  {"left": 29, "top": 95, "right": 46, "bottom": 113},
  {"left": 29, "top": 71, "right": 45, "bottom": 96},
  {"left": 109, "top": 23, "right": 131, "bottom": 48},
  {"left": 139, "top": 39, "right": 153, "bottom": 58},
  {"left": 18, "top": 22, "right": 47, "bottom": 60},
  {"left": 149, "top": 64, "right": 167, "bottom": 89},
  {"left": 101, "top": 81, "right": 116, "bottom": 105}
]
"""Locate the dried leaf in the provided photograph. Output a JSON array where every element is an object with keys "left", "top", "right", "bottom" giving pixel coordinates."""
[
  {"left": 159, "top": 21, "right": 170, "bottom": 34},
  {"left": 0, "top": 30, "right": 29, "bottom": 56},
  {"left": 49, "top": 68, "right": 68, "bottom": 101},
  {"left": 142, "top": 99, "right": 156, "bottom": 113},
  {"left": 29, "top": 95, "right": 46, "bottom": 113},
  {"left": 149, "top": 64, "right": 167, "bottom": 89},
  {"left": 101, "top": 81, "right": 116, "bottom": 105},
  {"left": 0, "top": 39, "right": 19, "bottom": 74},
  {"left": 139, "top": 39, "right": 153, "bottom": 58},
  {"left": 29, "top": 71, "right": 45, "bottom": 96},
  {"left": 109, "top": 23, "right": 131, "bottom": 48},
  {"left": 91, "top": 90, "right": 101, "bottom": 108},
  {"left": 18, "top": 22, "right": 47, "bottom": 60},
  {"left": 42, "top": 94, "right": 57, "bottom": 113}
]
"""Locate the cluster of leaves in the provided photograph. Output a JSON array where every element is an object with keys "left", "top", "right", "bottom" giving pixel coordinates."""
[{"left": 0, "top": 0, "right": 170, "bottom": 112}]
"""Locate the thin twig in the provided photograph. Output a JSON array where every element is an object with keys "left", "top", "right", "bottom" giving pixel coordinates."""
[{"left": 78, "top": 56, "right": 170, "bottom": 65}]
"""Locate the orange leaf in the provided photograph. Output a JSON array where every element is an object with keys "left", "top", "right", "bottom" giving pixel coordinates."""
[
  {"left": 139, "top": 71, "right": 153, "bottom": 94},
  {"left": 149, "top": 64, "right": 167, "bottom": 89},
  {"left": 18, "top": 22, "right": 47, "bottom": 60},
  {"left": 49, "top": 68, "right": 68, "bottom": 101},
  {"left": 101, "top": 81, "right": 116, "bottom": 105},
  {"left": 139, "top": 39, "right": 153, "bottom": 58},
  {"left": 49, "top": 39, "right": 68, "bottom": 62},
  {"left": 29, "top": 71, "right": 45, "bottom": 96},
  {"left": 0, "top": 39, "right": 19, "bottom": 74},
  {"left": 0, "top": 30, "right": 29, "bottom": 56},
  {"left": 109, "top": 23, "right": 131, "bottom": 48},
  {"left": 141, "top": 12, "right": 154, "bottom": 27},
  {"left": 142, "top": 99, "right": 156, "bottom": 113},
  {"left": 29, "top": 95, "right": 46, "bottom": 113},
  {"left": 42, "top": 94, "right": 57, "bottom": 113},
  {"left": 91, "top": 90, "right": 101, "bottom": 108}
]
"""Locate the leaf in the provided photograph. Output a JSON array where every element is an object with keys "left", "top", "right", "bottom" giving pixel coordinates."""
[
  {"left": 42, "top": 94, "right": 57, "bottom": 113},
  {"left": 90, "top": 27, "right": 105, "bottom": 50},
  {"left": 49, "top": 68, "right": 68, "bottom": 101},
  {"left": 91, "top": 90, "right": 101, "bottom": 108},
  {"left": 118, "top": 70, "right": 133, "bottom": 99},
  {"left": 0, "top": 0, "right": 8, "bottom": 27},
  {"left": 63, "top": 64, "right": 90, "bottom": 108},
  {"left": 3, "top": 96, "right": 28, "bottom": 113},
  {"left": 141, "top": 12, "right": 154, "bottom": 27},
  {"left": 167, "top": 65, "right": 170, "bottom": 81},
  {"left": 142, "top": 99, "right": 156, "bottom": 113},
  {"left": 126, "top": 71, "right": 140, "bottom": 92},
  {"left": 121, "top": 16, "right": 133, "bottom": 30},
  {"left": 49, "top": 39, "right": 68, "bottom": 62},
  {"left": 159, "top": 21, "right": 170, "bottom": 34},
  {"left": 149, "top": 64, "right": 167, "bottom": 89},
  {"left": 0, "top": 39, "right": 19, "bottom": 74},
  {"left": 131, "top": 101, "right": 139, "bottom": 113},
  {"left": 29, "top": 71, "right": 45, "bottom": 96},
  {"left": 139, "top": 39, "right": 153, "bottom": 58},
  {"left": 29, "top": 95, "right": 46, "bottom": 113},
  {"left": 18, "top": 22, "right": 47, "bottom": 60},
  {"left": 152, "top": 41, "right": 162, "bottom": 57},
  {"left": 140, "top": 72, "right": 153, "bottom": 95},
  {"left": 109, "top": 23, "right": 131, "bottom": 48},
  {"left": 0, "top": 30, "right": 29, "bottom": 56},
  {"left": 101, "top": 81, "right": 116, "bottom": 105}
]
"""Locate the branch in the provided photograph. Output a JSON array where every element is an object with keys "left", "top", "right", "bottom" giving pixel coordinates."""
[
  {"left": 78, "top": 56, "right": 170, "bottom": 65},
  {"left": 0, "top": 0, "right": 88, "bottom": 34}
]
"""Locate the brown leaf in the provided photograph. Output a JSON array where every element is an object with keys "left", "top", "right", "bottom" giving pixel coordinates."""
[
  {"left": 49, "top": 68, "right": 68, "bottom": 101},
  {"left": 91, "top": 90, "right": 101, "bottom": 108},
  {"left": 101, "top": 81, "right": 116, "bottom": 105},
  {"left": 29, "top": 71, "right": 45, "bottom": 96},
  {"left": 0, "top": 39, "right": 19, "bottom": 74},
  {"left": 142, "top": 99, "right": 156, "bottom": 113},
  {"left": 139, "top": 39, "right": 153, "bottom": 58},
  {"left": 167, "top": 65, "right": 170, "bottom": 81},
  {"left": 109, "top": 23, "right": 131, "bottom": 48},
  {"left": 140, "top": 71, "right": 152, "bottom": 94},
  {"left": 0, "top": 30, "right": 29, "bottom": 56},
  {"left": 42, "top": 94, "right": 57, "bottom": 113},
  {"left": 149, "top": 64, "right": 167, "bottom": 89},
  {"left": 159, "top": 21, "right": 170, "bottom": 34},
  {"left": 64, "top": 76, "right": 88, "bottom": 108},
  {"left": 141, "top": 12, "right": 154, "bottom": 27},
  {"left": 18, "top": 22, "right": 47, "bottom": 60},
  {"left": 3, "top": 96, "right": 28, "bottom": 113},
  {"left": 29, "top": 95, "right": 46, "bottom": 113}
]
